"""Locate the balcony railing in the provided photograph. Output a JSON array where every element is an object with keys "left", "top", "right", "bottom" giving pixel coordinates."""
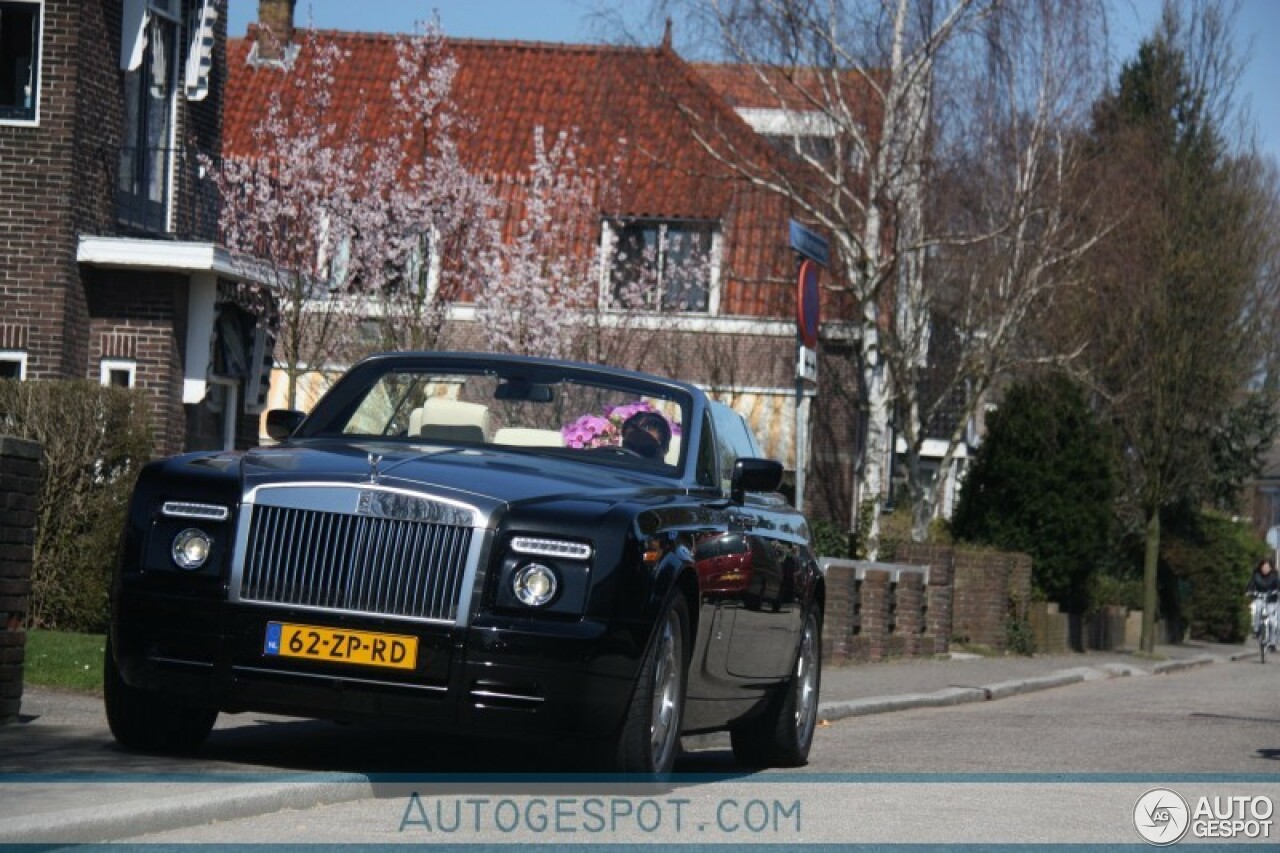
[{"left": 115, "top": 145, "right": 220, "bottom": 242}]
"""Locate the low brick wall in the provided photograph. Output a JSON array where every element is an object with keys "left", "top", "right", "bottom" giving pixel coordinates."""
[
  {"left": 820, "top": 561, "right": 937, "bottom": 664},
  {"left": 899, "top": 544, "right": 1032, "bottom": 653},
  {"left": 821, "top": 561, "right": 857, "bottom": 663},
  {"left": 819, "top": 544, "right": 1033, "bottom": 661},
  {"left": 0, "top": 436, "right": 42, "bottom": 724}
]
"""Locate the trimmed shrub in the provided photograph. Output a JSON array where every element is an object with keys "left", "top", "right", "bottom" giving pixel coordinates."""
[
  {"left": 0, "top": 381, "right": 151, "bottom": 631},
  {"left": 951, "top": 375, "right": 1115, "bottom": 612},
  {"left": 810, "top": 520, "right": 854, "bottom": 560},
  {"left": 1160, "top": 511, "right": 1261, "bottom": 643}
]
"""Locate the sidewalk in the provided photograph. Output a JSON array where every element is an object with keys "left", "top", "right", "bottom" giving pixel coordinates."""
[{"left": 0, "top": 640, "right": 1255, "bottom": 844}]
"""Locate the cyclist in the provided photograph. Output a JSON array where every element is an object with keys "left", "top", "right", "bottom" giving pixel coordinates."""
[{"left": 1247, "top": 557, "right": 1280, "bottom": 652}]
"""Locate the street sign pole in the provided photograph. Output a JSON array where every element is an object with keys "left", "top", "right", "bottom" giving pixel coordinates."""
[
  {"left": 793, "top": 252, "right": 823, "bottom": 512},
  {"left": 796, "top": 339, "right": 806, "bottom": 512}
]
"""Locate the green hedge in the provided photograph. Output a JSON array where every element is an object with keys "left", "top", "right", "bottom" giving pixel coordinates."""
[
  {"left": 0, "top": 380, "right": 151, "bottom": 631},
  {"left": 1161, "top": 511, "right": 1262, "bottom": 643}
]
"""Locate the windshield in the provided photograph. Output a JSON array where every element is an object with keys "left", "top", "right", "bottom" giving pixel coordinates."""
[{"left": 303, "top": 361, "right": 689, "bottom": 472}]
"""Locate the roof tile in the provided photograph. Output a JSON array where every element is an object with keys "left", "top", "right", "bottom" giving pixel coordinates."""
[{"left": 225, "top": 32, "right": 810, "bottom": 319}]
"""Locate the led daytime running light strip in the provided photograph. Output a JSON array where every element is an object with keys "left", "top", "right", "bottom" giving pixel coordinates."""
[
  {"left": 511, "top": 536, "right": 592, "bottom": 561},
  {"left": 162, "top": 501, "right": 230, "bottom": 522}
]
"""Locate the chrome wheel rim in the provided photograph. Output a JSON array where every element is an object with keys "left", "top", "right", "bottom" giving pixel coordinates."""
[
  {"left": 793, "top": 615, "right": 819, "bottom": 746},
  {"left": 650, "top": 608, "right": 683, "bottom": 769}
]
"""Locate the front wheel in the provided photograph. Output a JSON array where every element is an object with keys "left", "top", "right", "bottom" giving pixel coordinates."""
[
  {"left": 104, "top": 638, "right": 217, "bottom": 753},
  {"left": 731, "top": 607, "right": 822, "bottom": 768},
  {"left": 611, "top": 594, "right": 690, "bottom": 774}
]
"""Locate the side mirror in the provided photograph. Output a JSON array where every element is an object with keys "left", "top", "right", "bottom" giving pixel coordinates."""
[
  {"left": 730, "top": 458, "right": 783, "bottom": 504},
  {"left": 265, "top": 409, "right": 306, "bottom": 442}
]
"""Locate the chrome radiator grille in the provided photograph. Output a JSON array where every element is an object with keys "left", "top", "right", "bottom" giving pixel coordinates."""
[{"left": 239, "top": 504, "right": 474, "bottom": 622}]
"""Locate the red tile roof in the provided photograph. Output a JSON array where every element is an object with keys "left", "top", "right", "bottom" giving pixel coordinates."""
[
  {"left": 224, "top": 31, "right": 807, "bottom": 318},
  {"left": 696, "top": 63, "right": 868, "bottom": 104}
]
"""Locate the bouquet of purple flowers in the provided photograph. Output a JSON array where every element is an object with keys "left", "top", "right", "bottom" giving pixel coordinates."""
[{"left": 562, "top": 400, "right": 681, "bottom": 449}]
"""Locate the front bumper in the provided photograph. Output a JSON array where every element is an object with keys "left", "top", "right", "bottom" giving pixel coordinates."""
[{"left": 111, "top": 589, "right": 637, "bottom": 740}]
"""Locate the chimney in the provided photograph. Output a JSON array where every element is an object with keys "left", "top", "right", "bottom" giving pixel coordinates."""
[{"left": 255, "top": 0, "right": 296, "bottom": 62}]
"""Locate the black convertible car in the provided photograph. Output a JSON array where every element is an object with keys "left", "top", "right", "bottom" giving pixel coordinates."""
[{"left": 106, "top": 353, "right": 824, "bottom": 773}]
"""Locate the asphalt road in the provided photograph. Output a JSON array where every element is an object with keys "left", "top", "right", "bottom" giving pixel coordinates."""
[{"left": 109, "top": 660, "right": 1280, "bottom": 845}]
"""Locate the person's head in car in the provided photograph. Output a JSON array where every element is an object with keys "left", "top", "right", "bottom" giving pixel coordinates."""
[{"left": 621, "top": 411, "right": 672, "bottom": 461}]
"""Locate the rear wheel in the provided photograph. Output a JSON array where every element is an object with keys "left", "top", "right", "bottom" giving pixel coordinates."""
[
  {"left": 1257, "top": 606, "right": 1269, "bottom": 664},
  {"left": 731, "top": 607, "right": 822, "bottom": 768},
  {"left": 104, "top": 638, "right": 217, "bottom": 753},
  {"left": 612, "top": 594, "right": 689, "bottom": 774}
]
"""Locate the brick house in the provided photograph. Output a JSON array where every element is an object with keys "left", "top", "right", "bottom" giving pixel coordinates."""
[{"left": 0, "top": 0, "right": 272, "bottom": 456}]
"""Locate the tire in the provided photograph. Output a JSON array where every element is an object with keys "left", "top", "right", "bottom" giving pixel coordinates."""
[
  {"left": 731, "top": 607, "right": 822, "bottom": 768},
  {"left": 612, "top": 594, "right": 690, "bottom": 774},
  {"left": 104, "top": 638, "right": 217, "bottom": 753}
]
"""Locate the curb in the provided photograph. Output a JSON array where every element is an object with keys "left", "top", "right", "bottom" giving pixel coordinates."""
[
  {"left": 0, "top": 776, "right": 373, "bottom": 845},
  {"left": 685, "top": 663, "right": 1125, "bottom": 751},
  {"left": 819, "top": 686, "right": 985, "bottom": 721},
  {"left": 978, "top": 671, "right": 1086, "bottom": 700},
  {"left": 818, "top": 666, "right": 1096, "bottom": 718},
  {"left": 1151, "top": 655, "right": 1216, "bottom": 675}
]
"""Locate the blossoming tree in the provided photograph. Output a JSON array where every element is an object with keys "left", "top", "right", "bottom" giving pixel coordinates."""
[{"left": 207, "top": 28, "right": 366, "bottom": 410}]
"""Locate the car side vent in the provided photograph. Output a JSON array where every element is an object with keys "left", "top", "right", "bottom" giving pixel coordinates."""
[{"left": 469, "top": 680, "right": 544, "bottom": 711}]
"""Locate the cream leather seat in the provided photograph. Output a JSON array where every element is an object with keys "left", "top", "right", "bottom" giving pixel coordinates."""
[
  {"left": 493, "top": 427, "right": 564, "bottom": 447},
  {"left": 409, "top": 399, "right": 491, "bottom": 443}
]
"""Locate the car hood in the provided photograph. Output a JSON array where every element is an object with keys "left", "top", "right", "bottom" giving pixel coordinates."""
[{"left": 220, "top": 440, "right": 676, "bottom": 518}]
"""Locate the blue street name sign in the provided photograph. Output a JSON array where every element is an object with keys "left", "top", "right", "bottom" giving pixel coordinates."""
[{"left": 789, "top": 220, "right": 830, "bottom": 267}]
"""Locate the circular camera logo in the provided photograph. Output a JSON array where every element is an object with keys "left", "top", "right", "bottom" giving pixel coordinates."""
[{"left": 1134, "top": 788, "right": 1190, "bottom": 845}]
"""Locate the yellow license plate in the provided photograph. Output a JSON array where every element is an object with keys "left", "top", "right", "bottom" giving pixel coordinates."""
[{"left": 264, "top": 622, "right": 418, "bottom": 670}]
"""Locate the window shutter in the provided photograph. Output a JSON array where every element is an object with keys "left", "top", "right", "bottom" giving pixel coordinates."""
[{"left": 184, "top": 0, "right": 217, "bottom": 101}]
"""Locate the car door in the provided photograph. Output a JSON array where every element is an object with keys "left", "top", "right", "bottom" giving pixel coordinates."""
[{"left": 707, "top": 403, "right": 800, "bottom": 679}]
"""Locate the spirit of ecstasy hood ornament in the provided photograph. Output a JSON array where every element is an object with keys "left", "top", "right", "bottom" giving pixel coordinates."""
[{"left": 367, "top": 453, "right": 383, "bottom": 485}]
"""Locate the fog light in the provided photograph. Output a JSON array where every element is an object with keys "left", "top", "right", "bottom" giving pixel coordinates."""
[
  {"left": 172, "top": 528, "right": 212, "bottom": 570},
  {"left": 512, "top": 562, "right": 557, "bottom": 607}
]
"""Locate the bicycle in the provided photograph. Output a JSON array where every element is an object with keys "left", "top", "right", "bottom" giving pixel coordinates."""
[{"left": 1249, "top": 591, "right": 1278, "bottom": 663}]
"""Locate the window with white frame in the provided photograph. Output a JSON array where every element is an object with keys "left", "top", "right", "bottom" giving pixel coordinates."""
[
  {"left": 604, "top": 220, "right": 719, "bottom": 313},
  {"left": 118, "top": 0, "right": 181, "bottom": 233},
  {"left": 100, "top": 358, "right": 137, "bottom": 388},
  {"left": 0, "top": 1, "right": 41, "bottom": 124},
  {"left": 734, "top": 107, "right": 865, "bottom": 172},
  {"left": 0, "top": 350, "right": 27, "bottom": 380}
]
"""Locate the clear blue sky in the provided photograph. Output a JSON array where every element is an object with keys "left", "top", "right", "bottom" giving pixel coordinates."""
[{"left": 227, "top": 1, "right": 1279, "bottom": 165}]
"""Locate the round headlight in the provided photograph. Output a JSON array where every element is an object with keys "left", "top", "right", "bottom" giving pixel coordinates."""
[
  {"left": 172, "top": 528, "right": 212, "bottom": 570},
  {"left": 512, "top": 562, "right": 558, "bottom": 607}
]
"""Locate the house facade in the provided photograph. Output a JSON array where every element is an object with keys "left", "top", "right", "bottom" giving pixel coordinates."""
[{"left": 0, "top": 0, "right": 272, "bottom": 456}]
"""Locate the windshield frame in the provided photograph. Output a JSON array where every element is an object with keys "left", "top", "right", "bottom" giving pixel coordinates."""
[{"left": 292, "top": 353, "right": 701, "bottom": 477}]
